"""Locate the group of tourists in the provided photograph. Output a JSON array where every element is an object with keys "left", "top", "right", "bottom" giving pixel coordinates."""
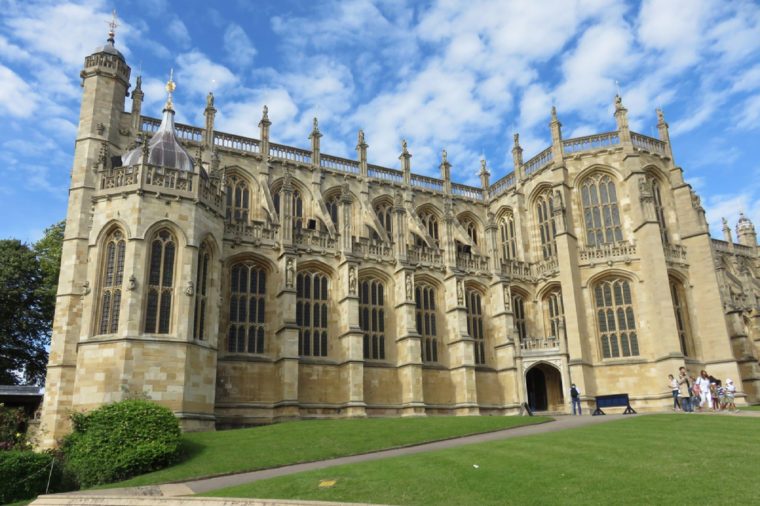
[{"left": 668, "top": 367, "right": 737, "bottom": 412}]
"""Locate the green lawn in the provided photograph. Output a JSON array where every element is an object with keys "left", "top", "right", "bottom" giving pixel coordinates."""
[
  {"left": 207, "top": 415, "right": 760, "bottom": 505},
  {"left": 103, "top": 415, "right": 549, "bottom": 488},
  {"left": 739, "top": 405, "right": 760, "bottom": 411}
]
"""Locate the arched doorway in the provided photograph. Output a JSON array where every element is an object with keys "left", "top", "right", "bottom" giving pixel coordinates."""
[{"left": 526, "top": 363, "right": 564, "bottom": 412}]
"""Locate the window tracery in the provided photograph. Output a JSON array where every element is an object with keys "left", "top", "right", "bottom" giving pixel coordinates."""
[
  {"left": 144, "top": 229, "right": 176, "bottom": 334},
  {"left": 499, "top": 213, "right": 517, "bottom": 260},
  {"left": 594, "top": 278, "right": 639, "bottom": 358},
  {"left": 670, "top": 279, "right": 692, "bottom": 356},
  {"left": 415, "top": 283, "right": 439, "bottom": 362},
  {"left": 465, "top": 289, "right": 486, "bottom": 365},
  {"left": 297, "top": 271, "right": 329, "bottom": 357},
  {"left": 225, "top": 175, "right": 250, "bottom": 223},
  {"left": 97, "top": 228, "right": 126, "bottom": 335},
  {"left": 649, "top": 176, "right": 668, "bottom": 245},
  {"left": 227, "top": 262, "right": 266, "bottom": 353},
  {"left": 536, "top": 193, "right": 556, "bottom": 259},
  {"left": 359, "top": 278, "right": 386, "bottom": 360},
  {"left": 193, "top": 244, "right": 210, "bottom": 340},
  {"left": 581, "top": 174, "right": 623, "bottom": 246},
  {"left": 512, "top": 293, "right": 527, "bottom": 342},
  {"left": 544, "top": 289, "right": 564, "bottom": 339}
]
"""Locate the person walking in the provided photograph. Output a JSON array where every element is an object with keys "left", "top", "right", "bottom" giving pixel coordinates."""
[
  {"left": 678, "top": 367, "right": 693, "bottom": 412},
  {"left": 570, "top": 384, "right": 582, "bottom": 415},
  {"left": 668, "top": 374, "right": 680, "bottom": 411},
  {"left": 725, "top": 379, "right": 737, "bottom": 412},
  {"left": 697, "top": 370, "right": 712, "bottom": 411}
]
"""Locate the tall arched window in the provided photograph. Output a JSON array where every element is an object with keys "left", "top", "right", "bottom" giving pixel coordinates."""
[
  {"left": 297, "top": 271, "right": 329, "bottom": 357},
  {"left": 415, "top": 283, "right": 438, "bottom": 362},
  {"left": 536, "top": 193, "right": 556, "bottom": 259},
  {"left": 544, "top": 289, "right": 564, "bottom": 339},
  {"left": 418, "top": 210, "right": 440, "bottom": 247},
  {"left": 374, "top": 199, "right": 393, "bottom": 240},
  {"left": 670, "top": 279, "right": 692, "bottom": 356},
  {"left": 273, "top": 189, "right": 304, "bottom": 232},
  {"left": 325, "top": 194, "right": 340, "bottom": 228},
  {"left": 466, "top": 289, "right": 486, "bottom": 365},
  {"left": 193, "top": 244, "right": 211, "bottom": 340},
  {"left": 461, "top": 217, "right": 478, "bottom": 245},
  {"left": 499, "top": 213, "right": 516, "bottom": 260},
  {"left": 144, "top": 229, "right": 176, "bottom": 334},
  {"left": 227, "top": 262, "right": 266, "bottom": 353},
  {"left": 649, "top": 176, "right": 668, "bottom": 245},
  {"left": 225, "top": 175, "right": 250, "bottom": 223},
  {"left": 359, "top": 278, "right": 385, "bottom": 360},
  {"left": 512, "top": 293, "right": 527, "bottom": 342},
  {"left": 581, "top": 174, "right": 623, "bottom": 246},
  {"left": 594, "top": 278, "right": 639, "bottom": 358},
  {"left": 97, "top": 228, "right": 126, "bottom": 335}
]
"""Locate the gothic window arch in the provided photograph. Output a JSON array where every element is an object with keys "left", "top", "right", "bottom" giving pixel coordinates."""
[
  {"left": 227, "top": 262, "right": 266, "bottom": 353},
  {"left": 512, "top": 293, "right": 527, "bottom": 342},
  {"left": 461, "top": 217, "right": 478, "bottom": 245},
  {"left": 374, "top": 199, "right": 393, "bottom": 240},
  {"left": 499, "top": 213, "right": 517, "bottom": 260},
  {"left": 649, "top": 176, "right": 668, "bottom": 245},
  {"left": 359, "top": 278, "right": 386, "bottom": 360},
  {"left": 193, "top": 243, "right": 211, "bottom": 340},
  {"left": 544, "top": 289, "right": 564, "bottom": 339},
  {"left": 536, "top": 193, "right": 556, "bottom": 259},
  {"left": 670, "top": 278, "right": 692, "bottom": 356},
  {"left": 415, "top": 283, "right": 439, "bottom": 362},
  {"left": 273, "top": 188, "right": 304, "bottom": 232},
  {"left": 297, "top": 271, "right": 329, "bottom": 357},
  {"left": 97, "top": 228, "right": 126, "bottom": 335},
  {"left": 593, "top": 278, "right": 639, "bottom": 358},
  {"left": 418, "top": 209, "right": 440, "bottom": 247},
  {"left": 225, "top": 175, "right": 250, "bottom": 223},
  {"left": 325, "top": 193, "right": 340, "bottom": 229},
  {"left": 144, "top": 229, "right": 176, "bottom": 334},
  {"left": 465, "top": 288, "right": 486, "bottom": 365},
  {"left": 581, "top": 173, "right": 623, "bottom": 247}
]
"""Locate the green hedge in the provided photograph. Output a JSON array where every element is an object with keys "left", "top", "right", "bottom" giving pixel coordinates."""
[
  {"left": 0, "top": 450, "right": 70, "bottom": 503},
  {"left": 62, "top": 400, "right": 181, "bottom": 487}
]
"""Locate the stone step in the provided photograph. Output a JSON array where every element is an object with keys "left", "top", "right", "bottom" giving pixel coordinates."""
[{"left": 31, "top": 495, "right": 384, "bottom": 506}]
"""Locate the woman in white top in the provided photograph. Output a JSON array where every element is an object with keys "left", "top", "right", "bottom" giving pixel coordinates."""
[{"left": 696, "top": 370, "right": 712, "bottom": 410}]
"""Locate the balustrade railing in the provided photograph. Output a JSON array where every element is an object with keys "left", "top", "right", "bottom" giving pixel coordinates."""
[
  {"left": 579, "top": 241, "right": 637, "bottom": 263},
  {"left": 144, "top": 165, "right": 194, "bottom": 192},
  {"left": 269, "top": 143, "right": 312, "bottom": 164},
  {"left": 456, "top": 253, "right": 489, "bottom": 271},
  {"left": 524, "top": 147, "right": 553, "bottom": 176},
  {"left": 407, "top": 245, "right": 443, "bottom": 266},
  {"left": 631, "top": 132, "right": 666, "bottom": 155},
  {"left": 520, "top": 335, "right": 560, "bottom": 352},
  {"left": 320, "top": 153, "right": 360, "bottom": 174},
  {"left": 224, "top": 221, "right": 278, "bottom": 241},
  {"left": 664, "top": 243, "right": 688, "bottom": 265},
  {"left": 214, "top": 132, "right": 260, "bottom": 153},
  {"left": 100, "top": 165, "right": 140, "bottom": 190},
  {"left": 294, "top": 228, "right": 337, "bottom": 250},
  {"left": 562, "top": 131, "right": 620, "bottom": 154},
  {"left": 451, "top": 182, "right": 484, "bottom": 201},
  {"left": 353, "top": 238, "right": 394, "bottom": 259},
  {"left": 367, "top": 164, "right": 404, "bottom": 183},
  {"left": 489, "top": 172, "right": 516, "bottom": 197},
  {"left": 411, "top": 173, "right": 445, "bottom": 192},
  {"left": 500, "top": 259, "right": 532, "bottom": 280},
  {"left": 535, "top": 256, "right": 559, "bottom": 277}
]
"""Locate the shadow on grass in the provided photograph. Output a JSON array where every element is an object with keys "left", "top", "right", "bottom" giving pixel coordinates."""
[{"left": 177, "top": 438, "right": 206, "bottom": 463}]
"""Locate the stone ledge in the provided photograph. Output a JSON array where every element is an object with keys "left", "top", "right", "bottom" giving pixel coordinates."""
[{"left": 32, "top": 493, "right": 387, "bottom": 506}]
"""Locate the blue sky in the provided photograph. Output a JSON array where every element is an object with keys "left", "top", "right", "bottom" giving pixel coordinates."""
[{"left": 1, "top": 0, "right": 759, "bottom": 242}]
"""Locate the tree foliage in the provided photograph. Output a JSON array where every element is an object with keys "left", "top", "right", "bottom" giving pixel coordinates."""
[{"left": 0, "top": 221, "right": 64, "bottom": 385}]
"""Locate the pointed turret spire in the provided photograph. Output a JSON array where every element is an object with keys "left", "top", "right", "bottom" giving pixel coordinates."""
[{"left": 164, "top": 69, "right": 176, "bottom": 111}]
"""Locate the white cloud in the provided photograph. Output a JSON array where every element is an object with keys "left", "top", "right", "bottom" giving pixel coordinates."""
[
  {"left": 736, "top": 94, "right": 760, "bottom": 130},
  {"left": 167, "top": 18, "right": 191, "bottom": 48},
  {"left": 223, "top": 24, "right": 256, "bottom": 67},
  {"left": 0, "top": 64, "right": 39, "bottom": 117},
  {"left": 175, "top": 51, "right": 237, "bottom": 97}
]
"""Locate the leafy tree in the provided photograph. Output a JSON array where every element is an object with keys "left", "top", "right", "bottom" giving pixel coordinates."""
[{"left": 0, "top": 221, "right": 64, "bottom": 385}]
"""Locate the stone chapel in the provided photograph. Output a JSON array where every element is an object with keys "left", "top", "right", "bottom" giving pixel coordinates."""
[{"left": 37, "top": 32, "right": 760, "bottom": 447}]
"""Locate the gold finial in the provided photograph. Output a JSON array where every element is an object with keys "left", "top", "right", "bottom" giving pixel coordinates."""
[
  {"left": 165, "top": 68, "right": 176, "bottom": 111},
  {"left": 106, "top": 10, "right": 118, "bottom": 42}
]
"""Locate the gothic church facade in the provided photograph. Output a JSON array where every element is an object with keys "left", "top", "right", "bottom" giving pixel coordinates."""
[{"left": 38, "top": 35, "right": 760, "bottom": 447}]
